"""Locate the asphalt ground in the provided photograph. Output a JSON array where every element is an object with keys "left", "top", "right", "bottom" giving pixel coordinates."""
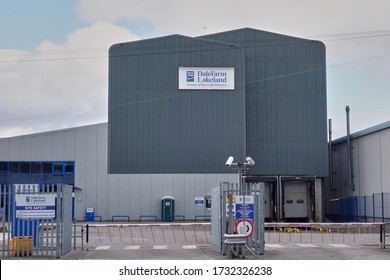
[
  {"left": 58, "top": 242, "right": 390, "bottom": 260},
  {"left": 2, "top": 222, "right": 390, "bottom": 260}
]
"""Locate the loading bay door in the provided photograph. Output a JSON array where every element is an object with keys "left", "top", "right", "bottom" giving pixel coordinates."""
[{"left": 284, "top": 181, "right": 308, "bottom": 219}]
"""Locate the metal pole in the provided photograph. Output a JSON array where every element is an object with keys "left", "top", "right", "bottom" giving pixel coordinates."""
[
  {"left": 73, "top": 221, "right": 76, "bottom": 250},
  {"left": 382, "top": 192, "right": 385, "bottom": 223},
  {"left": 86, "top": 224, "right": 89, "bottom": 244},
  {"left": 238, "top": 163, "right": 243, "bottom": 194},
  {"left": 346, "top": 106, "right": 355, "bottom": 191},
  {"left": 227, "top": 191, "right": 233, "bottom": 259},
  {"left": 329, "top": 119, "right": 334, "bottom": 190}
]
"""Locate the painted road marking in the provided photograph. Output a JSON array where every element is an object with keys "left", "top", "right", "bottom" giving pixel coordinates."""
[
  {"left": 95, "top": 246, "right": 111, "bottom": 250},
  {"left": 296, "top": 243, "right": 318, "bottom": 248},
  {"left": 182, "top": 245, "right": 197, "bottom": 249},
  {"left": 153, "top": 245, "right": 168, "bottom": 250},
  {"left": 265, "top": 244, "right": 283, "bottom": 248},
  {"left": 329, "top": 244, "right": 350, "bottom": 248},
  {"left": 124, "top": 245, "right": 141, "bottom": 250}
]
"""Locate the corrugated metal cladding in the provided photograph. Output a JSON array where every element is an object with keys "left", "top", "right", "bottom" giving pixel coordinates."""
[
  {"left": 109, "top": 28, "right": 328, "bottom": 176},
  {"left": 200, "top": 28, "right": 328, "bottom": 177},
  {"left": 108, "top": 35, "right": 246, "bottom": 173}
]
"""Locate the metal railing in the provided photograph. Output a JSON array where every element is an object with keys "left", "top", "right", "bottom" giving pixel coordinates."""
[
  {"left": 66, "top": 222, "right": 389, "bottom": 252},
  {"left": 72, "top": 223, "right": 84, "bottom": 250},
  {"left": 327, "top": 192, "right": 390, "bottom": 222},
  {"left": 265, "top": 222, "right": 386, "bottom": 248}
]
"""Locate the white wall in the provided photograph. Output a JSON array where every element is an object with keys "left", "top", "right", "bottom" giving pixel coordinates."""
[{"left": 327, "top": 127, "right": 390, "bottom": 202}]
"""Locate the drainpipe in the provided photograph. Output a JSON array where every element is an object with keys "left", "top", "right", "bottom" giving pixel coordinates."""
[
  {"left": 346, "top": 106, "right": 355, "bottom": 191},
  {"left": 329, "top": 119, "right": 335, "bottom": 190}
]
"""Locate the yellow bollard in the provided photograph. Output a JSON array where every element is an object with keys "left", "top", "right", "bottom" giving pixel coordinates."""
[{"left": 9, "top": 236, "right": 33, "bottom": 257}]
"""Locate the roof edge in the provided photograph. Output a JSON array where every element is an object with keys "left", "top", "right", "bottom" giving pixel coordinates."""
[{"left": 332, "top": 120, "right": 390, "bottom": 145}]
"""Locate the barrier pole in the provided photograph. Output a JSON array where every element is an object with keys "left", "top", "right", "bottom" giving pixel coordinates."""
[
  {"left": 380, "top": 224, "right": 384, "bottom": 249},
  {"left": 86, "top": 224, "right": 89, "bottom": 250}
]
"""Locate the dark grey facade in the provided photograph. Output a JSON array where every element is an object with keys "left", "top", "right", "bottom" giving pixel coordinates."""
[{"left": 108, "top": 28, "right": 328, "bottom": 176}]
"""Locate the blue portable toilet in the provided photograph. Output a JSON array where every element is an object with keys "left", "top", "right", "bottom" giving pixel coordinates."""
[{"left": 85, "top": 208, "right": 95, "bottom": 222}]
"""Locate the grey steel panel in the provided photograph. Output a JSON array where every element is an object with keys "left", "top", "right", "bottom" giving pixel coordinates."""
[
  {"left": 183, "top": 174, "right": 196, "bottom": 218},
  {"left": 161, "top": 174, "right": 174, "bottom": 197},
  {"left": 96, "top": 125, "right": 109, "bottom": 217},
  {"left": 108, "top": 35, "right": 246, "bottom": 174},
  {"left": 63, "top": 130, "right": 76, "bottom": 160},
  {"left": 140, "top": 175, "right": 153, "bottom": 215},
  {"left": 61, "top": 185, "right": 73, "bottom": 256},
  {"left": 151, "top": 174, "right": 164, "bottom": 215},
  {"left": 172, "top": 174, "right": 186, "bottom": 216},
  {"left": 0, "top": 139, "right": 9, "bottom": 158},
  {"left": 8, "top": 138, "right": 21, "bottom": 160},
  {"left": 200, "top": 28, "right": 328, "bottom": 177},
  {"left": 117, "top": 175, "right": 131, "bottom": 215},
  {"left": 85, "top": 127, "right": 98, "bottom": 209},
  {"left": 211, "top": 185, "right": 222, "bottom": 253},
  {"left": 107, "top": 175, "right": 119, "bottom": 218},
  {"left": 52, "top": 133, "right": 65, "bottom": 159},
  {"left": 19, "top": 137, "right": 31, "bottom": 160},
  {"left": 41, "top": 134, "right": 54, "bottom": 159},
  {"left": 128, "top": 174, "right": 141, "bottom": 219}
]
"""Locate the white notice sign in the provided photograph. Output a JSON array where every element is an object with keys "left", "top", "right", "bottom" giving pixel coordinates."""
[
  {"left": 179, "top": 67, "right": 235, "bottom": 90},
  {"left": 15, "top": 194, "right": 56, "bottom": 219}
]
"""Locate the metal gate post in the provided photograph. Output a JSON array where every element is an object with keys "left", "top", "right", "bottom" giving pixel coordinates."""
[{"left": 56, "top": 184, "right": 62, "bottom": 258}]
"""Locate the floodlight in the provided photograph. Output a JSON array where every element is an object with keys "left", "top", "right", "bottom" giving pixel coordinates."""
[{"left": 245, "top": 156, "right": 255, "bottom": 165}]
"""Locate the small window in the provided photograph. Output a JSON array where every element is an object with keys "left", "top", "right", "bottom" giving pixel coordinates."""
[
  {"left": 286, "top": 199, "right": 293, "bottom": 204},
  {"left": 20, "top": 162, "right": 30, "bottom": 174},
  {"left": 9, "top": 162, "right": 19, "bottom": 173},
  {"left": 297, "top": 199, "right": 304, "bottom": 204},
  {"left": 31, "top": 162, "right": 41, "bottom": 174},
  {"left": 42, "top": 162, "right": 52, "bottom": 173},
  {"left": 54, "top": 163, "right": 63, "bottom": 173},
  {"left": 0, "top": 162, "right": 8, "bottom": 174},
  {"left": 64, "top": 163, "right": 74, "bottom": 173}
]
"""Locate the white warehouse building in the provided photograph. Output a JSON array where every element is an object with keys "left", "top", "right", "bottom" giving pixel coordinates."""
[
  {"left": 0, "top": 123, "right": 236, "bottom": 221},
  {"left": 325, "top": 120, "right": 390, "bottom": 221}
]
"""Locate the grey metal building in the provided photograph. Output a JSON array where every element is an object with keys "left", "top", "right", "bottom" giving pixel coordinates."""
[
  {"left": 108, "top": 28, "right": 328, "bottom": 221},
  {"left": 0, "top": 124, "right": 236, "bottom": 221},
  {"left": 1, "top": 28, "right": 328, "bottom": 222},
  {"left": 108, "top": 28, "right": 328, "bottom": 176},
  {"left": 326, "top": 121, "right": 390, "bottom": 221}
]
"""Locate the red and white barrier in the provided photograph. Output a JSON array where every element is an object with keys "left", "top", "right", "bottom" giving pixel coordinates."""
[{"left": 86, "top": 223, "right": 211, "bottom": 245}]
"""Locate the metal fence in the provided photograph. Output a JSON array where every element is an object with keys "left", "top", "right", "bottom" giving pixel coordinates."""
[
  {"left": 327, "top": 192, "right": 390, "bottom": 223},
  {"left": 211, "top": 182, "right": 265, "bottom": 257},
  {"left": 265, "top": 222, "right": 387, "bottom": 248},
  {"left": 0, "top": 184, "right": 73, "bottom": 258}
]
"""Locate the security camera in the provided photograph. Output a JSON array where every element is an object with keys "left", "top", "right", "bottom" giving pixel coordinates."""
[
  {"left": 225, "top": 156, "right": 234, "bottom": 166},
  {"left": 246, "top": 156, "right": 255, "bottom": 165}
]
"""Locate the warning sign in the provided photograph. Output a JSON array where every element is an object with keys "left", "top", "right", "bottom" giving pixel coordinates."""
[
  {"left": 15, "top": 194, "right": 56, "bottom": 219},
  {"left": 235, "top": 219, "right": 254, "bottom": 238},
  {"left": 235, "top": 195, "right": 254, "bottom": 221}
]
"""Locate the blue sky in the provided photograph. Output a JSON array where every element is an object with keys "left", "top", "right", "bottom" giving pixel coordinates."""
[
  {"left": 1, "top": 1, "right": 81, "bottom": 49},
  {"left": 1, "top": 0, "right": 390, "bottom": 138}
]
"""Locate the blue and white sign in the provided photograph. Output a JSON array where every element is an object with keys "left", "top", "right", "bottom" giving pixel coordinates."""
[
  {"left": 195, "top": 196, "right": 204, "bottom": 205},
  {"left": 15, "top": 194, "right": 56, "bottom": 219},
  {"left": 179, "top": 67, "right": 235, "bottom": 90},
  {"left": 235, "top": 195, "right": 254, "bottom": 221}
]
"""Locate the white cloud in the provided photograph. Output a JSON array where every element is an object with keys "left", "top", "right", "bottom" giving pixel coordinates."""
[
  {"left": 75, "top": 0, "right": 390, "bottom": 38},
  {"left": 0, "top": 21, "right": 139, "bottom": 137},
  {"left": 3, "top": 1, "right": 390, "bottom": 138}
]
